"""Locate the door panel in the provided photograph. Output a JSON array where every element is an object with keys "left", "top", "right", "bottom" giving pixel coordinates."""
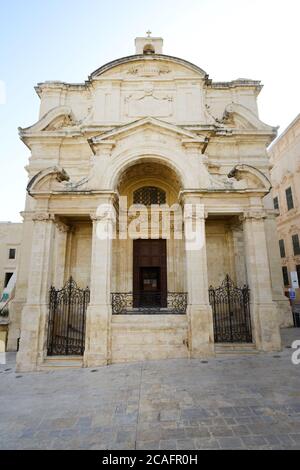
[{"left": 133, "top": 239, "right": 167, "bottom": 307}]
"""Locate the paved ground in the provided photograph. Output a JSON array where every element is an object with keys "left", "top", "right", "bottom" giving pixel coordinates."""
[{"left": 0, "top": 328, "right": 300, "bottom": 450}]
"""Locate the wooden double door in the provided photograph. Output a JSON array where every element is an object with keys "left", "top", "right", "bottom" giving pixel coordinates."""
[{"left": 133, "top": 239, "right": 167, "bottom": 308}]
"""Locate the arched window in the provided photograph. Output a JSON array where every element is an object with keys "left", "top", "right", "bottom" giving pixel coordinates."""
[{"left": 133, "top": 186, "right": 166, "bottom": 205}]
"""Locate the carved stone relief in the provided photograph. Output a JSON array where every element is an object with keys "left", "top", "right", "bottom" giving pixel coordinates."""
[{"left": 125, "top": 84, "right": 173, "bottom": 118}]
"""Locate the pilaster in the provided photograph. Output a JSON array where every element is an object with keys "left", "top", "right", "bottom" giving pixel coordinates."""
[
  {"left": 16, "top": 212, "right": 55, "bottom": 371},
  {"left": 242, "top": 210, "right": 282, "bottom": 351},
  {"left": 183, "top": 196, "right": 214, "bottom": 357},
  {"left": 83, "top": 198, "right": 115, "bottom": 367}
]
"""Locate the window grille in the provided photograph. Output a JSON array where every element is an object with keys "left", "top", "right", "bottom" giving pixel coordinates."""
[{"left": 133, "top": 187, "right": 166, "bottom": 205}]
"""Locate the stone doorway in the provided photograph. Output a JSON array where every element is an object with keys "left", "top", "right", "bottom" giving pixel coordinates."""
[{"left": 133, "top": 239, "right": 167, "bottom": 308}]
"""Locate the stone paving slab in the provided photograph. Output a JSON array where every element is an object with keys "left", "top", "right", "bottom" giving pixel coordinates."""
[{"left": 0, "top": 328, "right": 300, "bottom": 450}]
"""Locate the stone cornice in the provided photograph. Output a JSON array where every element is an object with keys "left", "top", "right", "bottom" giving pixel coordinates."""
[{"left": 207, "top": 79, "right": 262, "bottom": 93}]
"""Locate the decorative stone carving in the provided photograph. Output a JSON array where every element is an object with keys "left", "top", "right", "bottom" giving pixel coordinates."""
[
  {"left": 32, "top": 212, "right": 55, "bottom": 222},
  {"left": 55, "top": 220, "right": 71, "bottom": 233},
  {"left": 125, "top": 84, "right": 173, "bottom": 118},
  {"left": 44, "top": 114, "right": 76, "bottom": 130},
  {"left": 127, "top": 65, "right": 170, "bottom": 77},
  {"left": 240, "top": 211, "right": 267, "bottom": 222}
]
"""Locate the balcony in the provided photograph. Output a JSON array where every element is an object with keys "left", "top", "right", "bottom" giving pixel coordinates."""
[{"left": 111, "top": 292, "right": 188, "bottom": 315}]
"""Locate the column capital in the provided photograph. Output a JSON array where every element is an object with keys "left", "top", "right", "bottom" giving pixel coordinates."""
[
  {"left": 183, "top": 204, "right": 208, "bottom": 221},
  {"left": 90, "top": 212, "right": 116, "bottom": 224},
  {"left": 240, "top": 210, "right": 267, "bottom": 222},
  {"left": 32, "top": 212, "right": 55, "bottom": 222},
  {"left": 54, "top": 219, "right": 72, "bottom": 233}
]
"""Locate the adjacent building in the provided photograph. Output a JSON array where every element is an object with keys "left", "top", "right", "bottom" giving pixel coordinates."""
[
  {"left": 269, "top": 114, "right": 300, "bottom": 300},
  {"left": 7, "top": 34, "right": 291, "bottom": 372},
  {"left": 0, "top": 222, "right": 23, "bottom": 352},
  {"left": 0, "top": 222, "right": 23, "bottom": 299}
]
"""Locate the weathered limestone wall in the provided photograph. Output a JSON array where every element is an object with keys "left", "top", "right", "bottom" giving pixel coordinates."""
[
  {"left": 206, "top": 219, "right": 245, "bottom": 287},
  {"left": 68, "top": 222, "right": 92, "bottom": 288},
  {"left": 111, "top": 315, "right": 188, "bottom": 363}
]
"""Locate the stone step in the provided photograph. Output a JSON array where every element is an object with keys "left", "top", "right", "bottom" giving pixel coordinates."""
[
  {"left": 40, "top": 356, "right": 83, "bottom": 369},
  {"left": 215, "top": 343, "right": 258, "bottom": 356},
  {"left": 112, "top": 345, "right": 189, "bottom": 363}
]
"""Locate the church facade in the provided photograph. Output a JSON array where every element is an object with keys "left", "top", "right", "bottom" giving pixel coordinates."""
[{"left": 10, "top": 34, "right": 291, "bottom": 371}]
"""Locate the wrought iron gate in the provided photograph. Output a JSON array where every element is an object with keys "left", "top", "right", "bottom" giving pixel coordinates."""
[
  {"left": 47, "top": 277, "right": 90, "bottom": 356},
  {"left": 209, "top": 275, "right": 252, "bottom": 343}
]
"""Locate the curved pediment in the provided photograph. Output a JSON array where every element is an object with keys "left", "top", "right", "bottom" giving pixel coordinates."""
[
  {"left": 228, "top": 164, "right": 271, "bottom": 191},
  {"left": 19, "top": 106, "right": 76, "bottom": 134},
  {"left": 223, "top": 103, "right": 277, "bottom": 132},
  {"left": 27, "top": 166, "right": 70, "bottom": 195},
  {"left": 89, "top": 54, "right": 209, "bottom": 80}
]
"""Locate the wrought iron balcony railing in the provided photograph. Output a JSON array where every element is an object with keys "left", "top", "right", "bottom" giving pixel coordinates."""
[{"left": 111, "top": 292, "right": 188, "bottom": 315}]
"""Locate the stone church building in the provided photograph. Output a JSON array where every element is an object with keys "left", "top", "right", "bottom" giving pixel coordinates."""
[{"left": 10, "top": 34, "right": 291, "bottom": 371}]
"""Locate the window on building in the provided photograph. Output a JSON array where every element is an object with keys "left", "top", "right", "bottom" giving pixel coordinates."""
[
  {"left": 279, "top": 239, "right": 286, "bottom": 258},
  {"left": 8, "top": 248, "right": 16, "bottom": 260},
  {"left": 273, "top": 196, "right": 279, "bottom": 210},
  {"left": 296, "top": 265, "right": 300, "bottom": 285},
  {"left": 285, "top": 187, "right": 294, "bottom": 210},
  {"left": 282, "top": 266, "right": 289, "bottom": 286},
  {"left": 292, "top": 234, "right": 300, "bottom": 256},
  {"left": 133, "top": 186, "right": 166, "bottom": 205},
  {"left": 4, "top": 272, "right": 13, "bottom": 288}
]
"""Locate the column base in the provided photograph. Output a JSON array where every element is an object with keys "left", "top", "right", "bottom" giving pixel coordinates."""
[
  {"left": 16, "top": 304, "right": 48, "bottom": 372},
  {"left": 83, "top": 304, "right": 111, "bottom": 368},
  {"left": 83, "top": 353, "right": 108, "bottom": 368},
  {"left": 188, "top": 304, "right": 215, "bottom": 358},
  {"left": 274, "top": 298, "right": 294, "bottom": 327},
  {"left": 6, "top": 300, "right": 25, "bottom": 352},
  {"left": 252, "top": 302, "right": 282, "bottom": 352}
]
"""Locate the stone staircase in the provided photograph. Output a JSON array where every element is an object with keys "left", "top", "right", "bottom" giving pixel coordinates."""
[
  {"left": 215, "top": 343, "right": 258, "bottom": 356},
  {"left": 40, "top": 356, "right": 83, "bottom": 370}
]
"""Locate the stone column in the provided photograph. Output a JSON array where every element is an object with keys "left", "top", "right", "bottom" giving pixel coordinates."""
[
  {"left": 16, "top": 212, "right": 55, "bottom": 372},
  {"left": 83, "top": 200, "right": 115, "bottom": 367},
  {"left": 183, "top": 197, "right": 214, "bottom": 357},
  {"left": 242, "top": 210, "right": 281, "bottom": 351}
]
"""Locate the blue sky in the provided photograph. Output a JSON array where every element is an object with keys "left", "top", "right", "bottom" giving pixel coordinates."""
[{"left": 0, "top": 0, "right": 299, "bottom": 221}]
